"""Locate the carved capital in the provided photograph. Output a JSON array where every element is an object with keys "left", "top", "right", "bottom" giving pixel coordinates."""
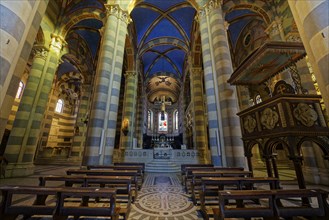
[
  {"left": 190, "top": 67, "right": 203, "bottom": 78},
  {"left": 105, "top": 4, "right": 131, "bottom": 24},
  {"left": 32, "top": 47, "right": 48, "bottom": 60},
  {"left": 198, "top": 0, "right": 222, "bottom": 19},
  {"left": 50, "top": 33, "right": 66, "bottom": 55}
]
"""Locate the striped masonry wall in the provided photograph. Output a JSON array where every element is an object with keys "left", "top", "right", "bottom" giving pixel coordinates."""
[
  {"left": 190, "top": 68, "right": 209, "bottom": 163},
  {"left": 83, "top": 5, "right": 128, "bottom": 165},
  {"left": 0, "top": 0, "right": 49, "bottom": 142},
  {"left": 71, "top": 84, "right": 92, "bottom": 159},
  {"left": 288, "top": 0, "right": 329, "bottom": 117},
  {"left": 121, "top": 71, "right": 138, "bottom": 150}
]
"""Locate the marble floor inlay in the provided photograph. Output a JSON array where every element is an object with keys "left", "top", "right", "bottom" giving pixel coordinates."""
[{"left": 129, "top": 173, "right": 203, "bottom": 220}]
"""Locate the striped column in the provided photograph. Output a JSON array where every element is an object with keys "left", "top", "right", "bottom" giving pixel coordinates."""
[
  {"left": 4, "top": 34, "right": 64, "bottom": 177},
  {"left": 83, "top": 4, "right": 129, "bottom": 165},
  {"left": 0, "top": 0, "right": 49, "bottom": 142},
  {"left": 120, "top": 71, "right": 138, "bottom": 152},
  {"left": 70, "top": 84, "right": 92, "bottom": 160},
  {"left": 288, "top": 0, "right": 329, "bottom": 117},
  {"left": 190, "top": 68, "right": 210, "bottom": 163},
  {"left": 199, "top": 0, "right": 245, "bottom": 167},
  {"left": 135, "top": 80, "right": 144, "bottom": 148}
]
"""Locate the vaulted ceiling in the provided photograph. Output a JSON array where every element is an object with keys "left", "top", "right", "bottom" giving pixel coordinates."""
[
  {"left": 54, "top": 0, "right": 269, "bottom": 105},
  {"left": 131, "top": 0, "right": 196, "bottom": 104}
]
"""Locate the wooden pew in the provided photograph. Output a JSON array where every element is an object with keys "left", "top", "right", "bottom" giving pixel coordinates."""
[
  {"left": 0, "top": 186, "right": 118, "bottom": 220},
  {"left": 87, "top": 165, "right": 144, "bottom": 185},
  {"left": 185, "top": 168, "right": 249, "bottom": 193},
  {"left": 214, "top": 189, "right": 329, "bottom": 220},
  {"left": 274, "top": 189, "right": 329, "bottom": 219},
  {"left": 181, "top": 164, "right": 214, "bottom": 181},
  {"left": 114, "top": 162, "right": 145, "bottom": 174},
  {"left": 199, "top": 177, "right": 280, "bottom": 219},
  {"left": 181, "top": 164, "right": 214, "bottom": 185},
  {"left": 214, "top": 190, "right": 276, "bottom": 220},
  {"left": 39, "top": 174, "right": 134, "bottom": 219},
  {"left": 54, "top": 187, "right": 117, "bottom": 220},
  {"left": 66, "top": 169, "right": 140, "bottom": 195}
]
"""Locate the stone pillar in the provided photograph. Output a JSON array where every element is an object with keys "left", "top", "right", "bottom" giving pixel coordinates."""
[
  {"left": 120, "top": 71, "right": 138, "bottom": 152},
  {"left": 288, "top": 0, "right": 329, "bottom": 117},
  {"left": 0, "top": 0, "right": 49, "bottom": 141},
  {"left": 83, "top": 4, "right": 130, "bottom": 165},
  {"left": 198, "top": 0, "right": 245, "bottom": 167},
  {"left": 190, "top": 67, "right": 210, "bottom": 163},
  {"left": 4, "top": 34, "right": 65, "bottom": 177}
]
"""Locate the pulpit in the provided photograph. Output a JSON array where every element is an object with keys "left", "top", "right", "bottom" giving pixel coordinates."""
[{"left": 228, "top": 41, "right": 329, "bottom": 190}]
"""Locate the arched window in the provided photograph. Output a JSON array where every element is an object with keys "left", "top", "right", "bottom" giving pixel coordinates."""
[
  {"left": 147, "top": 110, "right": 153, "bottom": 130},
  {"left": 55, "top": 99, "right": 64, "bottom": 113},
  {"left": 173, "top": 110, "right": 179, "bottom": 131},
  {"left": 15, "top": 81, "right": 24, "bottom": 99},
  {"left": 158, "top": 112, "right": 168, "bottom": 132}
]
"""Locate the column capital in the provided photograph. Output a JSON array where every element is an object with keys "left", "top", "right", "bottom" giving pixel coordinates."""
[
  {"left": 50, "top": 33, "right": 66, "bottom": 55},
  {"left": 190, "top": 67, "right": 203, "bottom": 77},
  {"left": 105, "top": 4, "right": 132, "bottom": 24},
  {"left": 32, "top": 46, "right": 48, "bottom": 60},
  {"left": 198, "top": 0, "right": 222, "bottom": 18},
  {"left": 124, "top": 71, "right": 137, "bottom": 78}
]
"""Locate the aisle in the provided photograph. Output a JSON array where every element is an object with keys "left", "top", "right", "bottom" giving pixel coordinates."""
[{"left": 129, "top": 173, "right": 203, "bottom": 220}]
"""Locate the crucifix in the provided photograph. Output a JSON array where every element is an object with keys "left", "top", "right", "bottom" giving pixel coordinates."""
[{"left": 155, "top": 95, "right": 171, "bottom": 119}]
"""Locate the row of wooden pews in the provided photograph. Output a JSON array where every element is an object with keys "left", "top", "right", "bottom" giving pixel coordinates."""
[
  {"left": 180, "top": 163, "right": 329, "bottom": 220},
  {"left": 0, "top": 162, "right": 144, "bottom": 220}
]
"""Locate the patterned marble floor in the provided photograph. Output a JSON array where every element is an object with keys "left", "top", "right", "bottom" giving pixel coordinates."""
[{"left": 129, "top": 173, "right": 203, "bottom": 220}]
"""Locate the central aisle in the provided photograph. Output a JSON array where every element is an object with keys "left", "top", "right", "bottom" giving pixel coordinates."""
[{"left": 129, "top": 173, "right": 203, "bottom": 220}]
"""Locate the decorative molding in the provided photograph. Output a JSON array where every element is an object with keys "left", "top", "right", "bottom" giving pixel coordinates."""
[
  {"left": 124, "top": 71, "right": 137, "bottom": 78},
  {"left": 260, "top": 108, "right": 279, "bottom": 130},
  {"left": 32, "top": 47, "right": 48, "bottom": 60},
  {"left": 243, "top": 115, "right": 256, "bottom": 133},
  {"left": 105, "top": 4, "right": 131, "bottom": 24},
  {"left": 293, "top": 103, "right": 318, "bottom": 127},
  {"left": 286, "top": 32, "right": 302, "bottom": 42},
  {"left": 265, "top": 19, "right": 283, "bottom": 39}
]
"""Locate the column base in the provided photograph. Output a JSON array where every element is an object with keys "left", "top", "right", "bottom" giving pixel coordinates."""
[{"left": 5, "top": 162, "right": 35, "bottom": 178}]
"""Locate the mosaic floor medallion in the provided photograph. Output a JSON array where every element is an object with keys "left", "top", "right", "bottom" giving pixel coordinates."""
[{"left": 129, "top": 174, "right": 203, "bottom": 220}]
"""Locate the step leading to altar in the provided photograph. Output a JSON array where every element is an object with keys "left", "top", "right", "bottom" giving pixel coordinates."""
[
  {"left": 114, "top": 149, "right": 201, "bottom": 172},
  {"left": 145, "top": 159, "right": 180, "bottom": 173}
]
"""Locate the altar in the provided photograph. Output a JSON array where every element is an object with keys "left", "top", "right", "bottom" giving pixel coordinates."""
[{"left": 153, "top": 148, "right": 172, "bottom": 159}]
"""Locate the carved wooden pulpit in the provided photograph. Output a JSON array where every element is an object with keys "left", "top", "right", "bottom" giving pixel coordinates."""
[{"left": 228, "top": 41, "right": 329, "bottom": 191}]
